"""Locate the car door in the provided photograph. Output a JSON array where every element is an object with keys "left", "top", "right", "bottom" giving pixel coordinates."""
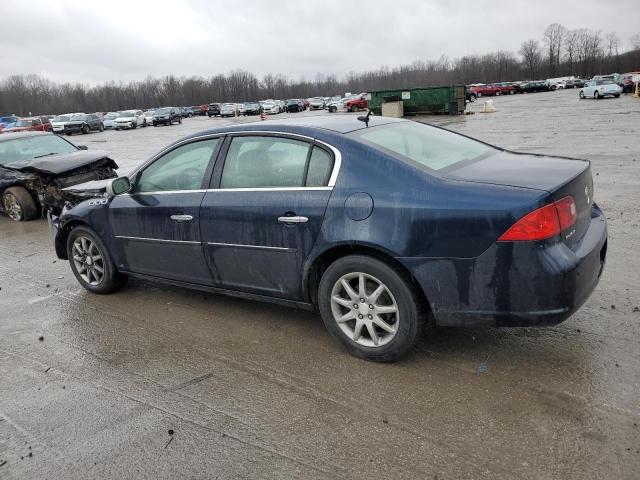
[
  {"left": 109, "top": 137, "right": 222, "bottom": 284},
  {"left": 200, "top": 134, "right": 338, "bottom": 300}
]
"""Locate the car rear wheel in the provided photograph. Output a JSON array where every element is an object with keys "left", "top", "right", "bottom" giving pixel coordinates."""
[
  {"left": 2, "top": 186, "right": 39, "bottom": 222},
  {"left": 82, "top": 124, "right": 90, "bottom": 134},
  {"left": 67, "top": 225, "right": 128, "bottom": 294},
  {"left": 496, "top": 91, "right": 501, "bottom": 96},
  {"left": 594, "top": 91, "right": 600, "bottom": 99},
  {"left": 579, "top": 91, "right": 585, "bottom": 99},
  {"left": 318, "top": 255, "right": 425, "bottom": 362},
  {"left": 351, "top": 105, "right": 360, "bottom": 112},
  {"left": 99, "top": 123, "right": 104, "bottom": 132}
]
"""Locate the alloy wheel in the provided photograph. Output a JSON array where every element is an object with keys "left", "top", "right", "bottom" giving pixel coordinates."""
[
  {"left": 3, "top": 193, "right": 23, "bottom": 221},
  {"left": 330, "top": 272, "right": 399, "bottom": 347},
  {"left": 72, "top": 236, "right": 105, "bottom": 286}
]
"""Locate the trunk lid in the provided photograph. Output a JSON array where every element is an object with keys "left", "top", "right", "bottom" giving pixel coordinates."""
[{"left": 444, "top": 150, "right": 593, "bottom": 249}]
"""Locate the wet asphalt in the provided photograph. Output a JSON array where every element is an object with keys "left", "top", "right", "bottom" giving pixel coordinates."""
[{"left": 0, "top": 89, "right": 639, "bottom": 479}]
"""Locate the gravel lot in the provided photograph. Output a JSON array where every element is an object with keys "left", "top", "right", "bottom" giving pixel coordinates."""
[{"left": 1, "top": 89, "right": 639, "bottom": 479}]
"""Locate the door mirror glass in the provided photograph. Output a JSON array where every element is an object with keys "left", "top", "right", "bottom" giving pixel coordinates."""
[
  {"left": 109, "top": 176, "right": 131, "bottom": 195},
  {"left": 77, "top": 145, "right": 88, "bottom": 150}
]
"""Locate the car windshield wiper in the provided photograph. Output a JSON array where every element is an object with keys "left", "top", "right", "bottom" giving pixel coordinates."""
[{"left": 34, "top": 152, "right": 60, "bottom": 158}]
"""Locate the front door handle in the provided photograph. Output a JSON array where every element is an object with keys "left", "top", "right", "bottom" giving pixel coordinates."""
[
  {"left": 170, "top": 214, "right": 193, "bottom": 222},
  {"left": 278, "top": 215, "right": 309, "bottom": 224}
]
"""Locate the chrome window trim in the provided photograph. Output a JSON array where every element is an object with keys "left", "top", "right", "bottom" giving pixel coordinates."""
[
  {"left": 114, "top": 235, "right": 200, "bottom": 245},
  {"left": 127, "top": 130, "right": 342, "bottom": 189},
  {"left": 205, "top": 242, "right": 295, "bottom": 252},
  {"left": 205, "top": 187, "right": 332, "bottom": 193},
  {"left": 120, "top": 190, "right": 207, "bottom": 196}
]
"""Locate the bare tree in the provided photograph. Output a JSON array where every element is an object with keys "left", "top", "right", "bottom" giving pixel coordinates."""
[
  {"left": 543, "top": 23, "right": 566, "bottom": 77},
  {"left": 631, "top": 34, "right": 640, "bottom": 50},
  {"left": 520, "top": 39, "right": 543, "bottom": 79},
  {"left": 564, "top": 29, "right": 580, "bottom": 75}
]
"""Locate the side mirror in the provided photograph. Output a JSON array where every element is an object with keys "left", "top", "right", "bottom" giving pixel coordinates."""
[
  {"left": 78, "top": 145, "right": 88, "bottom": 150},
  {"left": 107, "top": 176, "right": 131, "bottom": 196}
]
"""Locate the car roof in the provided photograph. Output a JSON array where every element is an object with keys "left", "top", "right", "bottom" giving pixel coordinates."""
[
  {"left": 198, "top": 115, "right": 405, "bottom": 135},
  {"left": 0, "top": 131, "right": 51, "bottom": 143}
]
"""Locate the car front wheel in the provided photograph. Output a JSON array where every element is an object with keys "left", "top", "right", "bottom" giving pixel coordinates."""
[
  {"left": 318, "top": 255, "right": 425, "bottom": 362},
  {"left": 579, "top": 91, "right": 585, "bottom": 99},
  {"left": 2, "top": 186, "right": 38, "bottom": 222},
  {"left": 67, "top": 225, "right": 128, "bottom": 294}
]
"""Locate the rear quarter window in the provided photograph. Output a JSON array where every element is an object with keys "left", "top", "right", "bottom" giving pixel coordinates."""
[{"left": 351, "top": 122, "right": 495, "bottom": 172}]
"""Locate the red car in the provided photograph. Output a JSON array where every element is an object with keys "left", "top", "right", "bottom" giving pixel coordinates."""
[
  {"left": 345, "top": 95, "right": 368, "bottom": 112},
  {"left": 469, "top": 84, "right": 502, "bottom": 97},
  {"left": 3, "top": 116, "right": 52, "bottom": 133}
]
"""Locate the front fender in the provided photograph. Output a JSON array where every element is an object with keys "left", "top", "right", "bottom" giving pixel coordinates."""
[{"left": 51, "top": 196, "right": 113, "bottom": 259}]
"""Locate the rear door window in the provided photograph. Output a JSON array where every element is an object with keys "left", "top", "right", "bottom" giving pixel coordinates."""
[{"left": 220, "top": 136, "right": 310, "bottom": 188}]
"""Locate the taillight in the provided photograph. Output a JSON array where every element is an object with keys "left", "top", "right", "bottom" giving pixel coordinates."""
[{"left": 498, "top": 196, "right": 576, "bottom": 241}]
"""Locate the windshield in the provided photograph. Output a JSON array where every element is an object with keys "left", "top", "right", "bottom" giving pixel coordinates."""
[
  {"left": 104, "top": 112, "right": 119, "bottom": 119},
  {"left": 120, "top": 111, "right": 136, "bottom": 118},
  {"left": 351, "top": 122, "right": 495, "bottom": 172},
  {"left": 0, "top": 135, "right": 77, "bottom": 166},
  {"left": 14, "top": 119, "right": 33, "bottom": 127},
  {"left": 155, "top": 108, "right": 170, "bottom": 114},
  {"left": 70, "top": 114, "right": 86, "bottom": 121},
  {"left": 53, "top": 115, "right": 71, "bottom": 122},
  {"left": 597, "top": 80, "right": 614, "bottom": 85}
]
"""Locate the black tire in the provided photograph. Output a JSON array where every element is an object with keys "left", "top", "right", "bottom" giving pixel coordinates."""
[
  {"left": 614, "top": 94, "right": 620, "bottom": 98},
  {"left": 496, "top": 91, "right": 501, "bottom": 96},
  {"left": 66, "top": 225, "right": 128, "bottom": 294},
  {"left": 594, "top": 91, "right": 600, "bottom": 99},
  {"left": 469, "top": 94, "right": 476, "bottom": 102},
  {"left": 351, "top": 105, "right": 360, "bottom": 112},
  {"left": 142, "top": 119, "right": 147, "bottom": 127},
  {"left": 178, "top": 117, "right": 182, "bottom": 124},
  {"left": 82, "top": 124, "right": 90, "bottom": 134},
  {"left": 318, "top": 255, "right": 426, "bottom": 362},
  {"left": 99, "top": 123, "right": 104, "bottom": 132},
  {"left": 132, "top": 121, "right": 137, "bottom": 129},
  {"left": 2, "top": 186, "right": 39, "bottom": 222},
  {"left": 579, "top": 91, "right": 585, "bottom": 99}
]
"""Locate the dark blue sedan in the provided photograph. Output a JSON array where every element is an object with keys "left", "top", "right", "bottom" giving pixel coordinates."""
[{"left": 50, "top": 115, "right": 607, "bottom": 361}]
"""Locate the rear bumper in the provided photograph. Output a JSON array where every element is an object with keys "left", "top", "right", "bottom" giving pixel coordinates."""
[{"left": 402, "top": 204, "right": 608, "bottom": 327}]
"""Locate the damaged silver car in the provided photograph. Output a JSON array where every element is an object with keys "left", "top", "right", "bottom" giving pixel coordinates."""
[{"left": 0, "top": 132, "right": 118, "bottom": 221}]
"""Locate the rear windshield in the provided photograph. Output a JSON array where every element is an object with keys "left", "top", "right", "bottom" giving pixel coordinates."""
[{"left": 351, "top": 121, "right": 495, "bottom": 172}]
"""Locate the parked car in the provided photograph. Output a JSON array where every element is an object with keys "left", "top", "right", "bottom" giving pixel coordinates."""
[
  {"left": 207, "top": 103, "right": 221, "bottom": 117},
  {"left": 1, "top": 132, "right": 118, "bottom": 221},
  {"left": 115, "top": 110, "right": 146, "bottom": 130},
  {"left": 63, "top": 113, "right": 103, "bottom": 135},
  {"left": 495, "top": 83, "right": 516, "bottom": 95},
  {"left": 153, "top": 107, "right": 182, "bottom": 126},
  {"left": 144, "top": 110, "right": 156, "bottom": 126},
  {"left": 237, "top": 104, "right": 246, "bottom": 115},
  {"left": 617, "top": 74, "right": 636, "bottom": 93},
  {"left": 549, "top": 81, "right": 566, "bottom": 91},
  {"left": 48, "top": 116, "right": 606, "bottom": 361},
  {"left": 190, "top": 106, "right": 201, "bottom": 116},
  {"left": 309, "top": 97, "right": 325, "bottom": 110},
  {"left": 0, "top": 115, "right": 19, "bottom": 132},
  {"left": 102, "top": 112, "right": 120, "bottom": 130},
  {"left": 180, "top": 107, "right": 193, "bottom": 118},
  {"left": 286, "top": 99, "right": 304, "bottom": 112},
  {"left": 579, "top": 79, "right": 622, "bottom": 99},
  {"left": 219, "top": 103, "right": 237, "bottom": 117},
  {"left": 244, "top": 102, "right": 262, "bottom": 115},
  {"left": 564, "top": 78, "right": 586, "bottom": 89},
  {"left": 3, "top": 116, "right": 53, "bottom": 133},
  {"left": 515, "top": 81, "right": 550, "bottom": 93},
  {"left": 470, "top": 84, "right": 501, "bottom": 97},
  {"left": 261, "top": 101, "right": 279, "bottom": 115},
  {"left": 345, "top": 95, "right": 368, "bottom": 112}
]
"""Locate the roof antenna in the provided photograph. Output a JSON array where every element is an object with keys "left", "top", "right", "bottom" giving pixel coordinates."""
[{"left": 357, "top": 109, "right": 372, "bottom": 127}]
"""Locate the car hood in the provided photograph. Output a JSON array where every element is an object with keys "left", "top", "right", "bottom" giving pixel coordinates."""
[
  {"left": 443, "top": 150, "right": 588, "bottom": 192},
  {"left": 4, "top": 150, "right": 117, "bottom": 175},
  {"left": 115, "top": 117, "right": 135, "bottom": 121}
]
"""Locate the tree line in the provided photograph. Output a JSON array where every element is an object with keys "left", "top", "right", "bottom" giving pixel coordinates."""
[{"left": 1, "top": 24, "right": 638, "bottom": 116}]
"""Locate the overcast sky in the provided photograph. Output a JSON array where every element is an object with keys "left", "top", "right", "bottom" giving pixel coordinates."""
[{"left": 1, "top": 0, "right": 637, "bottom": 85}]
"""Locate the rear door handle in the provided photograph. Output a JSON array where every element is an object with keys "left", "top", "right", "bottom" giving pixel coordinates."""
[
  {"left": 170, "top": 214, "right": 193, "bottom": 222},
  {"left": 278, "top": 216, "right": 308, "bottom": 224}
]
